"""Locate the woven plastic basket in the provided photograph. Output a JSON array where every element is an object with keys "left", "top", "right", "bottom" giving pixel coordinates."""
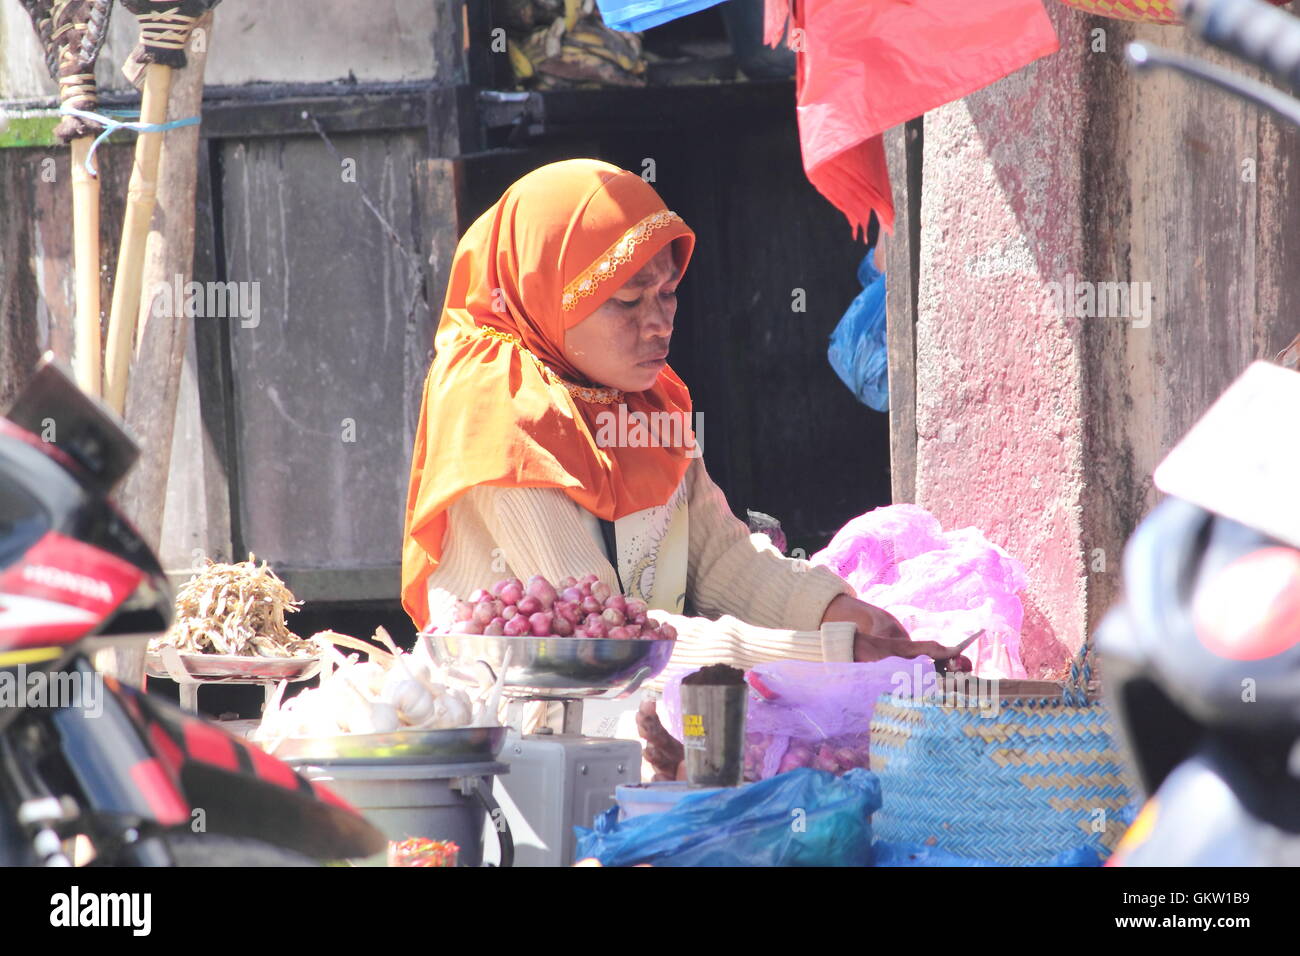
[
  {"left": 869, "top": 645, "right": 1136, "bottom": 864},
  {"left": 1055, "top": 0, "right": 1288, "bottom": 24}
]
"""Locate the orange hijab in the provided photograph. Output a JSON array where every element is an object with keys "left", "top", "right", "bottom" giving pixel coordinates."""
[{"left": 401, "top": 159, "right": 697, "bottom": 628}]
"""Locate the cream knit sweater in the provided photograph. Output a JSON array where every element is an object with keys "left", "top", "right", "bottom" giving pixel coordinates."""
[{"left": 425, "top": 457, "right": 857, "bottom": 682}]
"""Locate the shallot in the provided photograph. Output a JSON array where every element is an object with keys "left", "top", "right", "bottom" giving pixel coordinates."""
[
  {"left": 553, "top": 601, "right": 580, "bottom": 625},
  {"left": 526, "top": 574, "right": 558, "bottom": 609},
  {"left": 436, "top": 574, "right": 680, "bottom": 641}
]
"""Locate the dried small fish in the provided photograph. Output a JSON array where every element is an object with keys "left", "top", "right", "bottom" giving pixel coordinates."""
[{"left": 149, "top": 554, "right": 316, "bottom": 659}]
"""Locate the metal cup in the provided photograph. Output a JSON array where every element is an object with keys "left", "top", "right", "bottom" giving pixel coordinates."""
[{"left": 679, "top": 683, "right": 748, "bottom": 787}]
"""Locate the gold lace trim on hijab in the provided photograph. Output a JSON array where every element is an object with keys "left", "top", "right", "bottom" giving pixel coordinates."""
[
  {"left": 477, "top": 325, "right": 624, "bottom": 405},
  {"left": 560, "top": 209, "right": 683, "bottom": 312}
]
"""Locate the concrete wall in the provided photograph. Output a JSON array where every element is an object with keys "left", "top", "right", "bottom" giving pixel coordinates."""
[
  {"left": 0, "top": 0, "right": 463, "bottom": 100},
  {"left": 909, "top": 5, "right": 1300, "bottom": 677}
]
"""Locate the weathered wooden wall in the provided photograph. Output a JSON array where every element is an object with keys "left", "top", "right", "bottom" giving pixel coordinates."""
[
  {"left": 218, "top": 131, "right": 437, "bottom": 579},
  {"left": 1079, "top": 17, "right": 1300, "bottom": 637},
  {"left": 0, "top": 142, "right": 134, "bottom": 402}
]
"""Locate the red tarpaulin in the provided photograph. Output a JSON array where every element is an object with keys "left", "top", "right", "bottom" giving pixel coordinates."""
[{"left": 766, "top": 0, "right": 1060, "bottom": 237}]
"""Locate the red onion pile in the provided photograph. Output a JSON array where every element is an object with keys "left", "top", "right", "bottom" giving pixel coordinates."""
[
  {"left": 446, "top": 574, "right": 677, "bottom": 641},
  {"left": 744, "top": 733, "right": 871, "bottom": 781}
]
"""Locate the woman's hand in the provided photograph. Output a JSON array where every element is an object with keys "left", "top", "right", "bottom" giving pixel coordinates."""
[{"left": 821, "top": 594, "right": 972, "bottom": 670}]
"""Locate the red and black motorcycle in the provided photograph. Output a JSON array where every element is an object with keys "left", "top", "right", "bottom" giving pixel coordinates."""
[{"left": 0, "top": 355, "right": 384, "bottom": 866}]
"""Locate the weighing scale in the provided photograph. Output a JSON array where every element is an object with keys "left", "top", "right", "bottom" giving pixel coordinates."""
[
  {"left": 145, "top": 645, "right": 321, "bottom": 713},
  {"left": 428, "top": 633, "right": 674, "bottom": 867}
]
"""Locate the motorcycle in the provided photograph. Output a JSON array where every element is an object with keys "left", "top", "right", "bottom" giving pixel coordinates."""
[
  {"left": 0, "top": 355, "right": 385, "bottom": 865},
  {"left": 1099, "top": 0, "right": 1300, "bottom": 867}
]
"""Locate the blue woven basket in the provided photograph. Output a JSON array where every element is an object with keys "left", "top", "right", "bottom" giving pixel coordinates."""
[{"left": 868, "top": 648, "right": 1136, "bottom": 865}]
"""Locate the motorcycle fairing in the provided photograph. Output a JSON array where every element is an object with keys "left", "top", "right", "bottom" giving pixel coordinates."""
[{"left": 114, "top": 679, "right": 385, "bottom": 860}]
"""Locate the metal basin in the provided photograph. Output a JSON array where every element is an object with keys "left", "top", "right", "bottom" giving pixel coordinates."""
[
  {"left": 270, "top": 726, "right": 508, "bottom": 765},
  {"left": 425, "top": 634, "right": 676, "bottom": 700}
]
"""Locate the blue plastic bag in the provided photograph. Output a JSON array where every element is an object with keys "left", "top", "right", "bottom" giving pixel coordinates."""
[
  {"left": 595, "top": 0, "right": 729, "bottom": 32},
  {"left": 828, "top": 250, "right": 889, "bottom": 412},
  {"left": 574, "top": 768, "right": 881, "bottom": 866}
]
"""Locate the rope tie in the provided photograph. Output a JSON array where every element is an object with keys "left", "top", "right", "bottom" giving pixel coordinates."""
[
  {"left": 58, "top": 102, "right": 200, "bottom": 175},
  {"left": 58, "top": 74, "right": 98, "bottom": 105},
  {"left": 138, "top": 10, "right": 198, "bottom": 50}
]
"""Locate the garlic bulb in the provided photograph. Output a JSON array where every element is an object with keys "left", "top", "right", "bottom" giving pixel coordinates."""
[
  {"left": 353, "top": 661, "right": 388, "bottom": 698},
  {"left": 254, "top": 628, "right": 501, "bottom": 748},
  {"left": 385, "top": 679, "right": 437, "bottom": 725},
  {"left": 442, "top": 689, "right": 472, "bottom": 728},
  {"left": 367, "top": 701, "right": 400, "bottom": 734}
]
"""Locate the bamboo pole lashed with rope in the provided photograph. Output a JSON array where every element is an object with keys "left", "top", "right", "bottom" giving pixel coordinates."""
[
  {"left": 103, "top": 0, "right": 221, "bottom": 416},
  {"left": 20, "top": 0, "right": 114, "bottom": 398}
]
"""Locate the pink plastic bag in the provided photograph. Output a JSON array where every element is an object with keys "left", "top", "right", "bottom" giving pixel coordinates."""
[
  {"left": 811, "top": 505, "right": 1029, "bottom": 679},
  {"left": 663, "top": 658, "right": 934, "bottom": 782}
]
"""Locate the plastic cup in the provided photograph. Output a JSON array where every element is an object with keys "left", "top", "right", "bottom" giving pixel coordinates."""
[{"left": 679, "top": 683, "right": 748, "bottom": 787}]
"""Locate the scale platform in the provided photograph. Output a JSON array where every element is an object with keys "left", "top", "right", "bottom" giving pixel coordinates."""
[{"left": 426, "top": 631, "right": 675, "bottom": 867}]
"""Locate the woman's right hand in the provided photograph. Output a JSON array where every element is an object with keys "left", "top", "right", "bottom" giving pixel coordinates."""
[
  {"left": 854, "top": 633, "right": 972, "bottom": 671},
  {"left": 824, "top": 594, "right": 973, "bottom": 671}
]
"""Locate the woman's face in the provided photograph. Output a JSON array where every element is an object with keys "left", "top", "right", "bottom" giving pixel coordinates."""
[{"left": 563, "top": 244, "right": 681, "bottom": 393}]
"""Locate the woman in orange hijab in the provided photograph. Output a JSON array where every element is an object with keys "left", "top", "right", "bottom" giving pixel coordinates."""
[{"left": 401, "top": 160, "right": 964, "bottom": 742}]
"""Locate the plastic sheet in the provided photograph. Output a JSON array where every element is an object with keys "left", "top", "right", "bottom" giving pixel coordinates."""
[
  {"left": 763, "top": 0, "right": 1060, "bottom": 235},
  {"left": 595, "top": 0, "right": 728, "bottom": 32},
  {"left": 828, "top": 251, "right": 889, "bottom": 412},
  {"left": 812, "top": 504, "right": 1029, "bottom": 679},
  {"left": 664, "top": 658, "right": 934, "bottom": 781},
  {"left": 574, "top": 767, "right": 881, "bottom": 866}
]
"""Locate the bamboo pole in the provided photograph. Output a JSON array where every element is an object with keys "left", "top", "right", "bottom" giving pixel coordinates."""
[
  {"left": 119, "top": 11, "right": 212, "bottom": 551},
  {"left": 20, "top": 0, "right": 113, "bottom": 397},
  {"left": 69, "top": 136, "right": 102, "bottom": 396},
  {"left": 103, "top": 63, "right": 172, "bottom": 416},
  {"left": 103, "top": 0, "right": 222, "bottom": 416}
]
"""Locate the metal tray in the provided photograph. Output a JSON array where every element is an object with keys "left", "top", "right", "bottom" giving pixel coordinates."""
[
  {"left": 270, "top": 726, "right": 508, "bottom": 764},
  {"left": 145, "top": 650, "right": 321, "bottom": 682},
  {"left": 424, "top": 633, "right": 675, "bottom": 700}
]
